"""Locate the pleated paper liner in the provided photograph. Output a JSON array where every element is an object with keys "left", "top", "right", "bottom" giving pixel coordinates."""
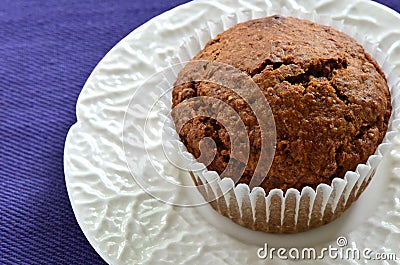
[{"left": 159, "top": 8, "right": 400, "bottom": 233}]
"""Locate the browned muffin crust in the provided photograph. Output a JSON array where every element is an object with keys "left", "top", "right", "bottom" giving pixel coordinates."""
[{"left": 172, "top": 15, "right": 392, "bottom": 194}]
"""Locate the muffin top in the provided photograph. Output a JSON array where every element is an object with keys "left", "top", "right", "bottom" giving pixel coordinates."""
[{"left": 172, "top": 15, "right": 391, "bottom": 193}]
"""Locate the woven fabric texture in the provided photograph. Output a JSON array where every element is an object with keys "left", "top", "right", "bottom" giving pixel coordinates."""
[{"left": 0, "top": 0, "right": 398, "bottom": 264}]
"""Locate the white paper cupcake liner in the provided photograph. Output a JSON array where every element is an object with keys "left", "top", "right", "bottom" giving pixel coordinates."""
[{"left": 157, "top": 8, "right": 400, "bottom": 233}]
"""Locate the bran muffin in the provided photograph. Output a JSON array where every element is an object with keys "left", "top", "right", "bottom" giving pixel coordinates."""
[{"left": 172, "top": 15, "right": 391, "bottom": 197}]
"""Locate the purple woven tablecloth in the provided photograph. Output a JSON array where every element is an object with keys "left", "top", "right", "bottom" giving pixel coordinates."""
[{"left": 1, "top": 0, "right": 399, "bottom": 264}]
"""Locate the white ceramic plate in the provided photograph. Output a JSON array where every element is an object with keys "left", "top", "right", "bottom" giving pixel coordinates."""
[{"left": 64, "top": 0, "right": 400, "bottom": 264}]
